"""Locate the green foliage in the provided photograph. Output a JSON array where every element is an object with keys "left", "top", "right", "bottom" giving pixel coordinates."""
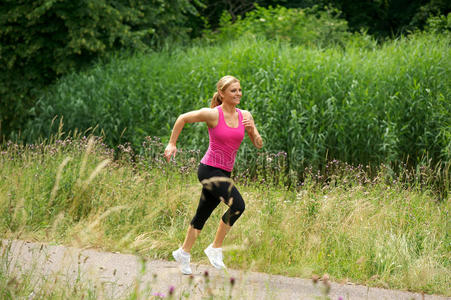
[
  {"left": 0, "top": 0, "right": 202, "bottom": 141},
  {"left": 205, "top": 5, "right": 351, "bottom": 47},
  {"left": 193, "top": 0, "right": 284, "bottom": 30},
  {"left": 425, "top": 12, "right": 451, "bottom": 34},
  {"left": 319, "top": 0, "right": 451, "bottom": 37},
  {"left": 23, "top": 33, "right": 451, "bottom": 180},
  {"left": 197, "top": 0, "right": 451, "bottom": 38},
  {"left": 409, "top": 0, "right": 451, "bottom": 31}
]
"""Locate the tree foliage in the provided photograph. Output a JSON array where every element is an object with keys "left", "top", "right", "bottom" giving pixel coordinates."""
[
  {"left": 197, "top": 0, "right": 451, "bottom": 37},
  {"left": 0, "top": 0, "right": 202, "bottom": 140},
  {"left": 205, "top": 5, "right": 351, "bottom": 48},
  {"left": 329, "top": 0, "right": 450, "bottom": 36}
]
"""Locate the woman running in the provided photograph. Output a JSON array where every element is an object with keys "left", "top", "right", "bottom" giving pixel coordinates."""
[{"left": 164, "top": 75, "right": 263, "bottom": 274}]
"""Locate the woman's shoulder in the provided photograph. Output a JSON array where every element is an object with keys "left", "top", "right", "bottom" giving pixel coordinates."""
[
  {"left": 239, "top": 109, "right": 252, "bottom": 117},
  {"left": 199, "top": 107, "right": 218, "bottom": 116},
  {"left": 200, "top": 107, "right": 217, "bottom": 112},
  {"left": 198, "top": 107, "right": 219, "bottom": 126}
]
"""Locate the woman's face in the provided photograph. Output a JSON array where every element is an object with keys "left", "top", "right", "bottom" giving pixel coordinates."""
[{"left": 221, "top": 82, "right": 242, "bottom": 105}]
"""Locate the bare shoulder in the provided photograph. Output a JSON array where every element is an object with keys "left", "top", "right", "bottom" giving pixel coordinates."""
[
  {"left": 181, "top": 107, "right": 218, "bottom": 125},
  {"left": 199, "top": 107, "right": 218, "bottom": 121},
  {"left": 199, "top": 107, "right": 216, "bottom": 114},
  {"left": 198, "top": 107, "right": 219, "bottom": 127},
  {"left": 240, "top": 109, "right": 253, "bottom": 119}
]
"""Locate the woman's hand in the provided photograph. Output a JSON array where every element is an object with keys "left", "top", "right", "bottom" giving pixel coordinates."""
[
  {"left": 164, "top": 143, "right": 177, "bottom": 162},
  {"left": 242, "top": 115, "right": 255, "bottom": 133}
]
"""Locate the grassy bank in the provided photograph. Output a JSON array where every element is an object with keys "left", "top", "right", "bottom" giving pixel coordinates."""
[{"left": 0, "top": 136, "right": 449, "bottom": 296}]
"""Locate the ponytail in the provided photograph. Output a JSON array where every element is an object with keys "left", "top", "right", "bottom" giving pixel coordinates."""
[{"left": 210, "top": 92, "right": 222, "bottom": 108}]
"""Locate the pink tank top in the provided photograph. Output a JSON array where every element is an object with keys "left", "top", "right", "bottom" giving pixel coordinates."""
[{"left": 200, "top": 106, "right": 245, "bottom": 172}]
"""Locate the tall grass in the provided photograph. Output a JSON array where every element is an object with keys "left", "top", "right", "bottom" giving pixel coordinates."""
[
  {"left": 1, "top": 136, "right": 449, "bottom": 295},
  {"left": 24, "top": 33, "right": 450, "bottom": 188}
]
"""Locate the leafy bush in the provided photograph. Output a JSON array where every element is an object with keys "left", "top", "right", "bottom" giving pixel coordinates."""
[
  {"left": 204, "top": 5, "right": 351, "bottom": 47},
  {"left": 425, "top": 12, "right": 451, "bottom": 34},
  {"left": 0, "top": 0, "right": 202, "bottom": 141}
]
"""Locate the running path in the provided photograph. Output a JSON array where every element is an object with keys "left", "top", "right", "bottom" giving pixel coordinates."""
[{"left": 1, "top": 240, "right": 448, "bottom": 299}]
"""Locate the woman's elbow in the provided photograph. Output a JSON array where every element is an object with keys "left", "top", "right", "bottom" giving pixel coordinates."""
[{"left": 177, "top": 114, "right": 187, "bottom": 125}]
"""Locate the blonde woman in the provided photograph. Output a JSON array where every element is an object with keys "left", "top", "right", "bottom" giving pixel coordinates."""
[{"left": 164, "top": 75, "right": 263, "bottom": 274}]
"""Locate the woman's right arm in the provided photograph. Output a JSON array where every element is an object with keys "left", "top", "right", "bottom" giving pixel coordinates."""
[{"left": 164, "top": 108, "right": 215, "bottom": 162}]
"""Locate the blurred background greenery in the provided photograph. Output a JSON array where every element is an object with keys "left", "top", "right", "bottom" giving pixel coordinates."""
[{"left": 1, "top": 0, "right": 450, "bottom": 192}]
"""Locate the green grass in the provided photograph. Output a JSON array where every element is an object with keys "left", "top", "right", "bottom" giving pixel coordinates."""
[
  {"left": 24, "top": 32, "right": 451, "bottom": 175},
  {"left": 1, "top": 136, "right": 449, "bottom": 296}
]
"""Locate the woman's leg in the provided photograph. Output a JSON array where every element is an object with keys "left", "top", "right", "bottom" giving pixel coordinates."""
[
  {"left": 190, "top": 186, "right": 221, "bottom": 230},
  {"left": 182, "top": 225, "right": 201, "bottom": 253},
  {"left": 173, "top": 164, "right": 229, "bottom": 274},
  {"left": 220, "top": 184, "right": 245, "bottom": 227},
  {"left": 180, "top": 165, "right": 223, "bottom": 253},
  {"left": 201, "top": 173, "right": 245, "bottom": 247},
  {"left": 204, "top": 179, "right": 245, "bottom": 269},
  {"left": 190, "top": 164, "right": 226, "bottom": 230},
  {"left": 212, "top": 219, "right": 231, "bottom": 248}
]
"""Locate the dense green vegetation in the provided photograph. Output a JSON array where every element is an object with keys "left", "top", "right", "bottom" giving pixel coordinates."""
[
  {"left": 1, "top": 3, "right": 450, "bottom": 296},
  {"left": 23, "top": 32, "right": 450, "bottom": 193},
  {"left": 206, "top": 5, "right": 352, "bottom": 47},
  {"left": 0, "top": 0, "right": 203, "bottom": 140},
  {"left": 1, "top": 1, "right": 450, "bottom": 143},
  {"left": 198, "top": 0, "right": 451, "bottom": 37},
  {"left": 1, "top": 137, "right": 449, "bottom": 295}
]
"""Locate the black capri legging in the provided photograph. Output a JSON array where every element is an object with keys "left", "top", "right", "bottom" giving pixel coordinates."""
[{"left": 190, "top": 163, "right": 245, "bottom": 230}]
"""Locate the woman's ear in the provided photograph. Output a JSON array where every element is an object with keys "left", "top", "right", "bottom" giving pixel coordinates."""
[{"left": 218, "top": 89, "right": 224, "bottom": 99}]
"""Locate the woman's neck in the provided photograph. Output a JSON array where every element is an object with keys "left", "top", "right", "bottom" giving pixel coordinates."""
[{"left": 221, "top": 103, "right": 236, "bottom": 114}]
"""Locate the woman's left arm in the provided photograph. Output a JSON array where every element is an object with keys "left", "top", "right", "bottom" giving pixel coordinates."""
[{"left": 243, "top": 111, "right": 263, "bottom": 149}]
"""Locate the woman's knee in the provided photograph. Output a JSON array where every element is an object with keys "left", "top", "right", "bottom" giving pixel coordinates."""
[
  {"left": 191, "top": 209, "right": 211, "bottom": 230},
  {"left": 233, "top": 198, "right": 245, "bottom": 214},
  {"left": 230, "top": 190, "right": 245, "bottom": 214},
  {"left": 222, "top": 204, "right": 244, "bottom": 226}
]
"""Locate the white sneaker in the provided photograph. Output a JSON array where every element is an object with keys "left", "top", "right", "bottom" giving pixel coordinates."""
[
  {"left": 172, "top": 248, "right": 192, "bottom": 275},
  {"left": 204, "top": 244, "right": 226, "bottom": 269}
]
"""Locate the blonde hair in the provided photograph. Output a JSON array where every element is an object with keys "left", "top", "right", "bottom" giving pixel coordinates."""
[{"left": 210, "top": 75, "right": 240, "bottom": 108}]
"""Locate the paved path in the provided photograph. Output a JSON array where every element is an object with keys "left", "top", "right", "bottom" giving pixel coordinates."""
[{"left": 1, "top": 239, "right": 449, "bottom": 299}]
